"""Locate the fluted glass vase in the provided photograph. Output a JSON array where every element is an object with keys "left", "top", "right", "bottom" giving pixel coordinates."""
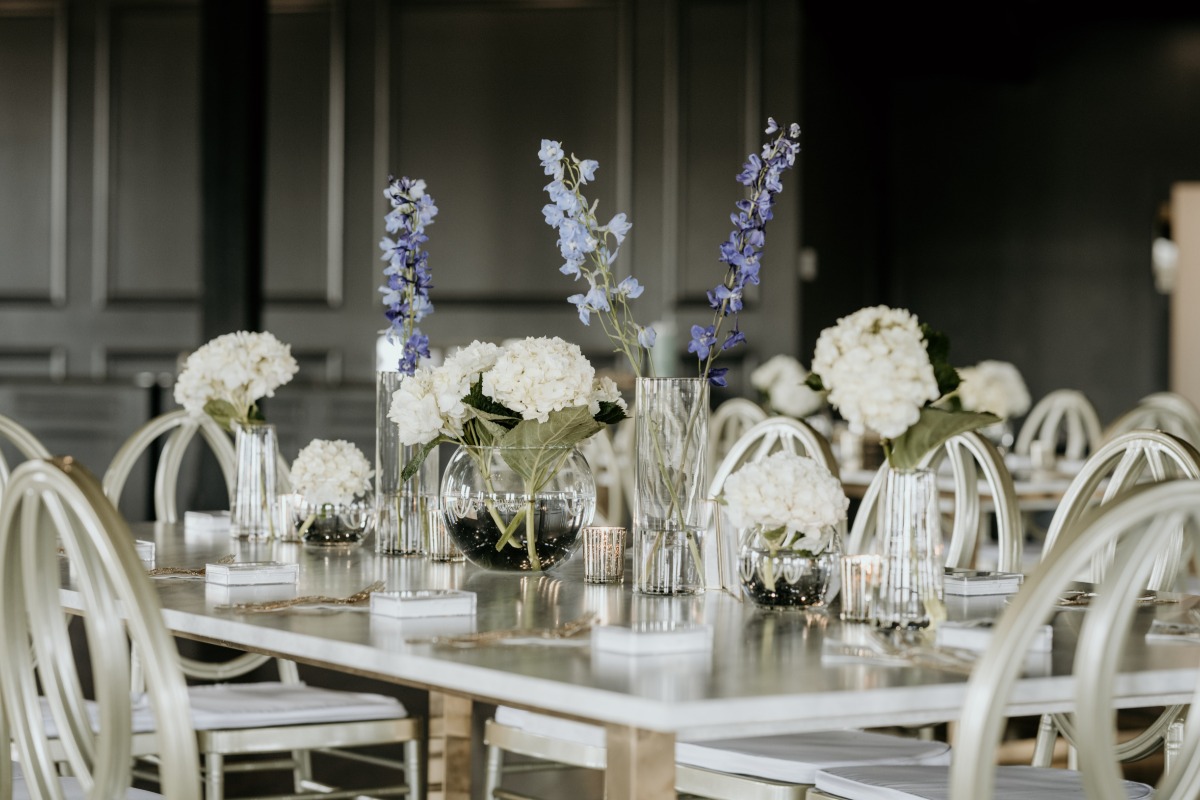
[
  {"left": 375, "top": 370, "right": 439, "bottom": 556},
  {"left": 632, "top": 377, "right": 709, "bottom": 595},
  {"left": 873, "top": 467, "right": 945, "bottom": 629},
  {"left": 230, "top": 421, "right": 279, "bottom": 540}
]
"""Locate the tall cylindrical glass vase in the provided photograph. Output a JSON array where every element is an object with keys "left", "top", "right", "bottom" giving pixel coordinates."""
[
  {"left": 231, "top": 421, "right": 279, "bottom": 540},
  {"left": 632, "top": 377, "right": 709, "bottom": 595},
  {"left": 873, "top": 467, "right": 945, "bottom": 628},
  {"left": 375, "top": 370, "right": 439, "bottom": 556}
]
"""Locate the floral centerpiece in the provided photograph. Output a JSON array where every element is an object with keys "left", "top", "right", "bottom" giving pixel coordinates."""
[
  {"left": 750, "top": 354, "right": 825, "bottom": 419},
  {"left": 540, "top": 119, "right": 801, "bottom": 594},
  {"left": 954, "top": 360, "right": 1031, "bottom": 421},
  {"left": 289, "top": 439, "right": 374, "bottom": 546},
  {"left": 174, "top": 331, "right": 298, "bottom": 430},
  {"left": 390, "top": 337, "right": 626, "bottom": 571},
  {"left": 723, "top": 451, "right": 848, "bottom": 607}
]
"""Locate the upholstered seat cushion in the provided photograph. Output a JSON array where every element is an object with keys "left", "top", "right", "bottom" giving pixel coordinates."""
[
  {"left": 495, "top": 707, "right": 952, "bottom": 784},
  {"left": 11, "top": 762, "right": 162, "bottom": 799},
  {"left": 813, "top": 764, "right": 1154, "bottom": 800},
  {"left": 180, "top": 682, "right": 408, "bottom": 730}
]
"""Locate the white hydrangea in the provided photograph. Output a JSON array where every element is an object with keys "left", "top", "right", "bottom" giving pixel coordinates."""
[
  {"left": 957, "top": 360, "right": 1031, "bottom": 420},
  {"left": 290, "top": 439, "right": 373, "bottom": 506},
  {"left": 750, "top": 354, "right": 824, "bottom": 419},
  {"left": 591, "top": 376, "right": 627, "bottom": 415},
  {"left": 723, "top": 451, "right": 848, "bottom": 553},
  {"left": 173, "top": 331, "right": 298, "bottom": 423},
  {"left": 482, "top": 336, "right": 596, "bottom": 423},
  {"left": 811, "top": 306, "right": 939, "bottom": 439},
  {"left": 387, "top": 368, "right": 444, "bottom": 446}
]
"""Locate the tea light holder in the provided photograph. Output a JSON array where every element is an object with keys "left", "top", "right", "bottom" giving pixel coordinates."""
[
  {"left": 840, "top": 554, "right": 882, "bottom": 622},
  {"left": 583, "top": 526, "right": 626, "bottom": 584}
]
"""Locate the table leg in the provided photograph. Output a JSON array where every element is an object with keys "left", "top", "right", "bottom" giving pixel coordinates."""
[
  {"left": 428, "top": 692, "right": 473, "bottom": 800},
  {"left": 604, "top": 724, "right": 676, "bottom": 799}
]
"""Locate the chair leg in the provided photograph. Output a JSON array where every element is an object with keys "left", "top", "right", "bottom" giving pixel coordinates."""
[
  {"left": 292, "top": 747, "right": 313, "bottom": 794},
  {"left": 483, "top": 744, "right": 504, "bottom": 798},
  {"left": 1166, "top": 713, "right": 1187, "bottom": 774},
  {"left": 405, "top": 740, "right": 425, "bottom": 800},
  {"left": 1031, "top": 714, "right": 1057, "bottom": 767},
  {"left": 205, "top": 752, "right": 225, "bottom": 800}
]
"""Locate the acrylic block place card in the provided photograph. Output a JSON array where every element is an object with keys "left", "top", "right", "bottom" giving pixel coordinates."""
[
  {"left": 206, "top": 582, "right": 298, "bottom": 609},
  {"left": 936, "top": 619, "right": 1052, "bottom": 652},
  {"left": 591, "top": 622, "right": 714, "bottom": 656},
  {"left": 135, "top": 539, "right": 155, "bottom": 562},
  {"left": 205, "top": 561, "right": 298, "bottom": 587},
  {"left": 943, "top": 568, "right": 1024, "bottom": 597},
  {"left": 184, "top": 510, "right": 231, "bottom": 533},
  {"left": 369, "top": 589, "right": 477, "bottom": 619}
]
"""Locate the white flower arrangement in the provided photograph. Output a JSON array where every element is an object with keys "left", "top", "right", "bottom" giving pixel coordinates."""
[
  {"left": 723, "top": 451, "right": 848, "bottom": 554},
  {"left": 808, "top": 305, "right": 998, "bottom": 469},
  {"left": 956, "top": 360, "right": 1031, "bottom": 420},
  {"left": 174, "top": 331, "right": 298, "bottom": 429},
  {"left": 290, "top": 439, "right": 373, "bottom": 507},
  {"left": 750, "top": 354, "right": 825, "bottom": 419}
]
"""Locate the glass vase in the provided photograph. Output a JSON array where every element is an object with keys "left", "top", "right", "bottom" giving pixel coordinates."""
[
  {"left": 440, "top": 444, "right": 595, "bottom": 572},
  {"left": 375, "top": 370, "right": 439, "bottom": 556},
  {"left": 230, "top": 421, "right": 279, "bottom": 541},
  {"left": 738, "top": 527, "right": 841, "bottom": 609},
  {"left": 296, "top": 495, "right": 373, "bottom": 547},
  {"left": 873, "top": 467, "right": 945, "bottom": 629},
  {"left": 632, "top": 377, "right": 709, "bottom": 595}
]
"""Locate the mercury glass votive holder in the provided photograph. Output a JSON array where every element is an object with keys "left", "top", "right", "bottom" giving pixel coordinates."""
[
  {"left": 583, "top": 526, "right": 626, "bottom": 584},
  {"left": 840, "top": 554, "right": 882, "bottom": 622}
]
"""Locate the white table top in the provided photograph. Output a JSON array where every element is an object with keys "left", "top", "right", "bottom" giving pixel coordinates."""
[{"left": 61, "top": 522, "right": 1200, "bottom": 741}]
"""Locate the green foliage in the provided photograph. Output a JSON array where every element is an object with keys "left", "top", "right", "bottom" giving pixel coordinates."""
[
  {"left": 203, "top": 399, "right": 239, "bottom": 432},
  {"left": 805, "top": 372, "right": 826, "bottom": 392},
  {"left": 887, "top": 407, "right": 999, "bottom": 470},
  {"left": 593, "top": 400, "right": 628, "bottom": 427},
  {"left": 499, "top": 406, "right": 604, "bottom": 488},
  {"left": 400, "top": 439, "right": 440, "bottom": 482},
  {"left": 921, "top": 323, "right": 961, "bottom": 398}
]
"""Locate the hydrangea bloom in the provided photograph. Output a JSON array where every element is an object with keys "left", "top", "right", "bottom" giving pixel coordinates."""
[
  {"left": 379, "top": 175, "right": 438, "bottom": 375},
  {"left": 290, "top": 439, "right": 373, "bottom": 506},
  {"left": 174, "top": 331, "right": 298, "bottom": 427},
  {"left": 722, "top": 451, "right": 847, "bottom": 553},
  {"left": 750, "top": 354, "right": 824, "bottom": 419},
  {"left": 811, "top": 306, "right": 940, "bottom": 439},
  {"left": 956, "top": 360, "right": 1031, "bottom": 420},
  {"left": 483, "top": 337, "right": 596, "bottom": 424}
]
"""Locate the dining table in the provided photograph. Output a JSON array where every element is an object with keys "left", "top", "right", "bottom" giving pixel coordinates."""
[{"left": 57, "top": 520, "right": 1200, "bottom": 800}]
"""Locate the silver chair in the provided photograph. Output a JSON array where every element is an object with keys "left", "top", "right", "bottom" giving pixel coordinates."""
[
  {"left": 1014, "top": 389, "right": 1103, "bottom": 462},
  {"left": 0, "top": 412, "right": 51, "bottom": 491},
  {"left": 0, "top": 456, "right": 201, "bottom": 799},
  {"left": 1103, "top": 391, "right": 1200, "bottom": 447},
  {"left": 483, "top": 419, "right": 952, "bottom": 800},
  {"left": 104, "top": 411, "right": 423, "bottom": 800},
  {"left": 812, "top": 480, "right": 1200, "bottom": 800},
  {"left": 706, "top": 398, "right": 768, "bottom": 477},
  {"left": 847, "top": 431, "right": 1023, "bottom": 572}
]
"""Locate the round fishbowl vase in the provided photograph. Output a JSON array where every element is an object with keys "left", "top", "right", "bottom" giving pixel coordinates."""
[
  {"left": 296, "top": 495, "right": 374, "bottom": 548},
  {"left": 439, "top": 445, "right": 596, "bottom": 572},
  {"left": 738, "top": 527, "right": 841, "bottom": 609}
]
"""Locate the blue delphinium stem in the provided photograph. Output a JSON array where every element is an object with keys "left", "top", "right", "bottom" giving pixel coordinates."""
[
  {"left": 379, "top": 175, "right": 438, "bottom": 376},
  {"left": 690, "top": 120, "right": 801, "bottom": 387}
]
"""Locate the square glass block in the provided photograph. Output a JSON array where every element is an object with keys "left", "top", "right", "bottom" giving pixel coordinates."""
[
  {"left": 184, "top": 510, "right": 231, "bottom": 533},
  {"left": 134, "top": 539, "right": 155, "bottom": 561},
  {"left": 591, "top": 621, "right": 714, "bottom": 655},
  {"left": 204, "top": 561, "right": 299, "bottom": 586},
  {"left": 369, "top": 589, "right": 477, "bottom": 619}
]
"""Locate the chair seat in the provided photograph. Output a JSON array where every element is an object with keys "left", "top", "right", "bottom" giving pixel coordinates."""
[
  {"left": 179, "top": 681, "right": 408, "bottom": 731},
  {"left": 11, "top": 763, "right": 162, "bottom": 799},
  {"left": 813, "top": 765, "right": 1154, "bottom": 800},
  {"left": 494, "top": 708, "right": 951, "bottom": 784}
]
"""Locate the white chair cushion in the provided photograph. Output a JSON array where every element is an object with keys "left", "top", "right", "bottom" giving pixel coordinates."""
[
  {"left": 39, "top": 697, "right": 157, "bottom": 738},
  {"left": 11, "top": 763, "right": 162, "bottom": 799},
  {"left": 814, "top": 765, "right": 1154, "bottom": 800},
  {"left": 676, "top": 730, "right": 951, "bottom": 785},
  {"left": 495, "top": 708, "right": 952, "bottom": 785},
  {"left": 179, "top": 681, "right": 408, "bottom": 730}
]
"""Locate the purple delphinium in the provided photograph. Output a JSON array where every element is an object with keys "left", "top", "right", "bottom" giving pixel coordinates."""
[
  {"left": 691, "top": 119, "right": 801, "bottom": 385},
  {"left": 379, "top": 175, "right": 438, "bottom": 375},
  {"left": 540, "top": 140, "right": 653, "bottom": 376}
]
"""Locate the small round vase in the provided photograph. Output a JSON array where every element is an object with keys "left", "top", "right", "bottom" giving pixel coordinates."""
[
  {"left": 440, "top": 444, "right": 596, "bottom": 572},
  {"left": 738, "top": 530, "right": 840, "bottom": 609},
  {"left": 296, "top": 496, "right": 374, "bottom": 548}
]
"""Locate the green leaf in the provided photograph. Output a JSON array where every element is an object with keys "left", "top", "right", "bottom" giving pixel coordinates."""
[
  {"left": 593, "top": 401, "right": 628, "bottom": 426},
  {"left": 464, "top": 378, "right": 521, "bottom": 421},
  {"left": 497, "top": 406, "right": 603, "bottom": 487},
  {"left": 887, "top": 407, "right": 1000, "bottom": 470},
  {"left": 805, "top": 373, "right": 826, "bottom": 392},
  {"left": 203, "top": 399, "right": 239, "bottom": 432},
  {"left": 921, "top": 323, "right": 961, "bottom": 397},
  {"left": 247, "top": 403, "right": 266, "bottom": 423},
  {"left": 400, "top": 438, "right": 441, "bottom": 482}
]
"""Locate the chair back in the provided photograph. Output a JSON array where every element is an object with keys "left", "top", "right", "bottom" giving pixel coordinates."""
[
  {"left": 1014, "top": 389, "right": 1102, "bottom": 461},
  {"left": 1103, "top": 392, "right": 1200, "bottom": 447},
  {"left": 0, "top": 412, "right": 51, "bottom": 491},
  {"left": 848, "top": 431, "right": 1022, "bottom": 572},
  {"left": 951, "top": 480, "right": 1200, "bottom": 800},
  {"left": 0, "top": 457, "right": 201, "bottom": 800},
  {"left": 707, "top": 399, "right": 768, "bottom": 476}
]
